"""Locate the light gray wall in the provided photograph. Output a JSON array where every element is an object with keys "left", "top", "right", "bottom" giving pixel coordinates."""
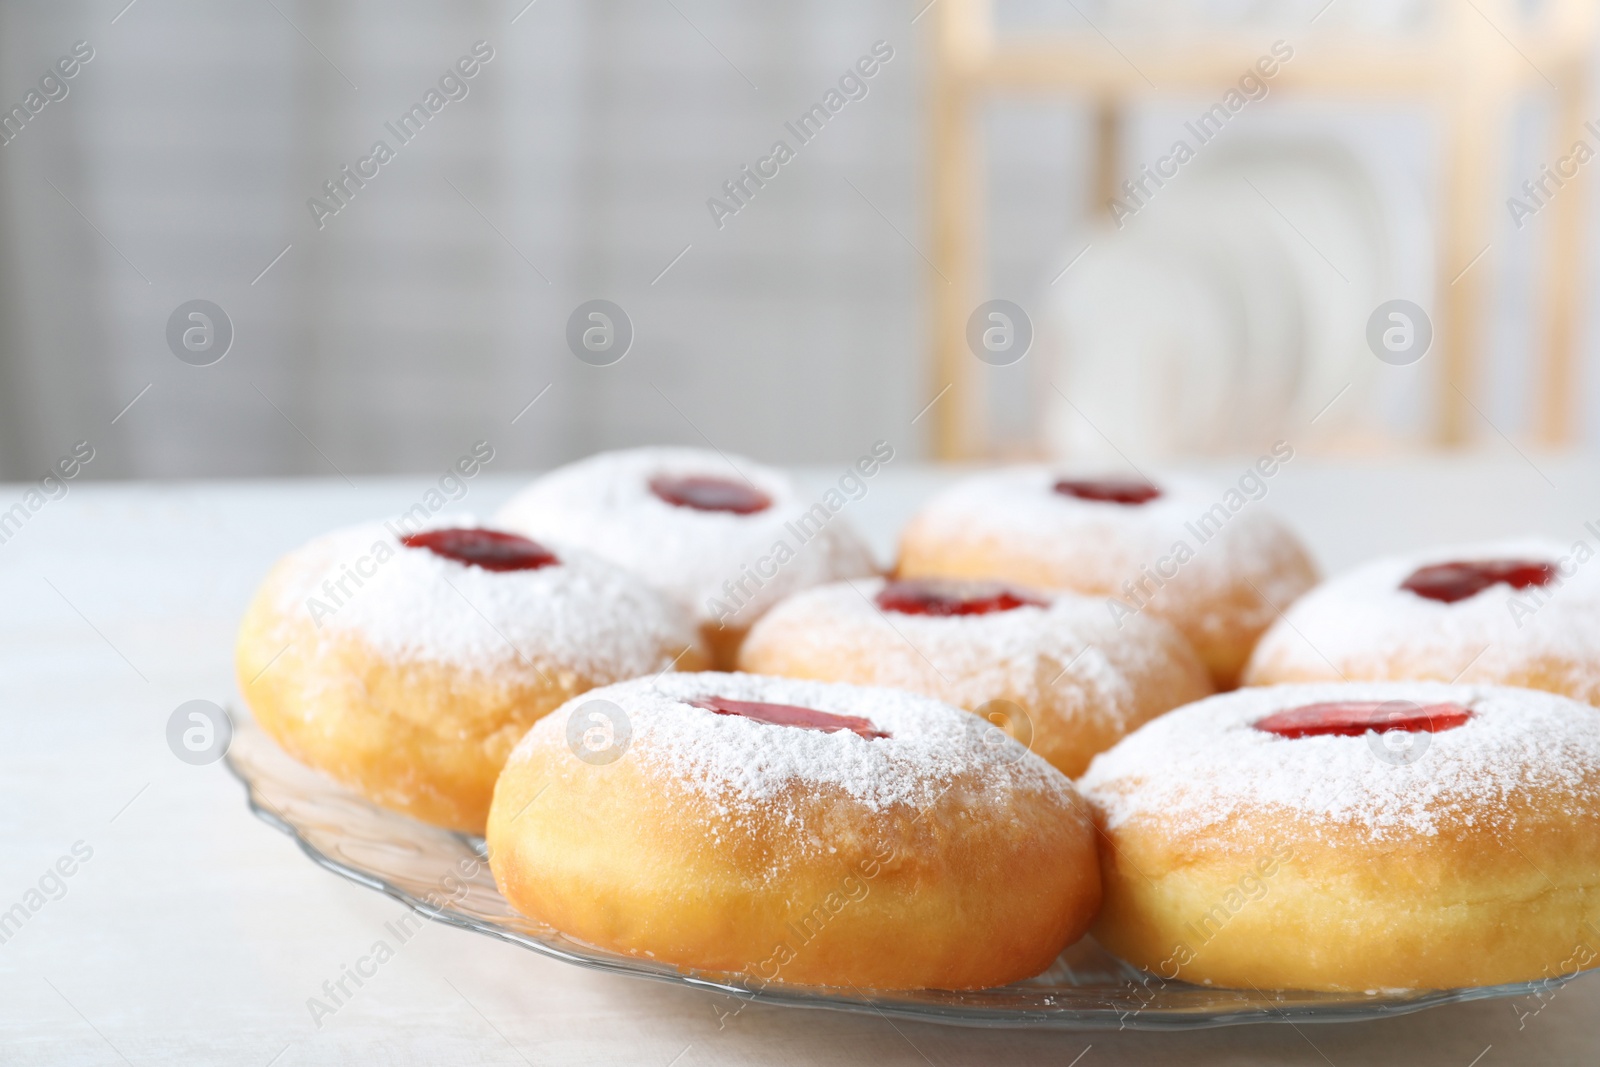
[
  {"left": 0, "top": 0, "right": 928, "bottom": 480},
  {"left": 0, "top": 0, "right": 1592, "bottom": 480}
]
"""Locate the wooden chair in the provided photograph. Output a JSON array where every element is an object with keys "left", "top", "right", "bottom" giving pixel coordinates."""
[{"left": 928, "top": 0, "right": 1596, "bottom": 458}]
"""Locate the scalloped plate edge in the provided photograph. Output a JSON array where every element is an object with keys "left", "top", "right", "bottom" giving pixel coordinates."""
[{"left": 223, "top": 743, "right": 1583, "bottom": 1032}]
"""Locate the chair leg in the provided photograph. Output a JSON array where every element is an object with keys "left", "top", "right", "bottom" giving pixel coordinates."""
[
  {"left": 1092, "top": 97, "right": 1121, "bottom": 218},
  {"left": 930, "top": 67, "right": 980, "bottom": 460},
  {"left": 1434, "top": 80, "right": 1503, "bottom": 446},
  {"left": 1535, "top": 63, "right": 1588, "bottom": 447}
]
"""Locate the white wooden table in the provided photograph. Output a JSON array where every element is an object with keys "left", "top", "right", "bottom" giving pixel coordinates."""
[{"left": 4, "top": 458, "right": 1599, "bottom": 1065}]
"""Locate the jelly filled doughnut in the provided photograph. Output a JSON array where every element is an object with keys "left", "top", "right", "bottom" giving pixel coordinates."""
[
  {"left": 897, "top": 466, "right": 1317, "bottom": 687},
  {"left": 1244, "top": 538, "right": 1600, "bottom": 705},
  {"left": 1078, "top": 682, "right": 1600, "bottom": 991},
  {"left": 487, "top": 672, "right": 1100, "bottom": 990},
  {"left": 738, "top": 576, "right": 1213, "bottom": 775},
  {"left": 235, "top": 521, "right": 705, "bottom": 833},
  {"left": 496, "top": 447, "right": 878, "bottom": 668}
]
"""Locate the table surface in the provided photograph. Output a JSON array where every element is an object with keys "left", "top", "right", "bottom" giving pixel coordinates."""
[{"left": 5, "top": 455, "right": 1600, "bottom": 1066}]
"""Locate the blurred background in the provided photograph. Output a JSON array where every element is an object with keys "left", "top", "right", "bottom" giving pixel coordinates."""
[{"left": 0, "top": 0, "right": 1595, "bottom": 480}]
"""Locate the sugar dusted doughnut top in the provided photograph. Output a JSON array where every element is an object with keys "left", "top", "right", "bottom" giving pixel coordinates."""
[
  {"left": 902, "top": 466, "right": 1311, "bottom": 606},
  {"left": 263, "top": 518, "right": 698, "bottom": 677},
  {"left": 1079, "top": 682, "right": 1600, "bottom": 845},
  {"left": 1245, "top": 538, "right": 1600, "bottom": 693},
  {"left": 514, "top": 672, "right": 1075, "bottom": 819},
  {"left": 745, "top": 577, "right": 1192, "bottom": 738},
  {"left": 496, "top": 447, "right": 877, "bottom": 627}
]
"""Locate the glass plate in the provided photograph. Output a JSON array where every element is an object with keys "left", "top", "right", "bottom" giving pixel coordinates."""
[{"left": 224, "top": 718, "right": 1574, "bottom": 1031}]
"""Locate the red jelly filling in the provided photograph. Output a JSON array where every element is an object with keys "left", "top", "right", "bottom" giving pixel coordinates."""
[
  {"left": 1400, "top": 559, "right": 1557, "bottom": 604},
  {"left": 401, "top": 528, "right": 559, "bottom": 572},
  {"left": 875, "top": 578, "right": 1047, "bottom": 617},
  {"left": 1254, "top": 701, "right": 1472, "bottom": 739},
  {"left": 1053, "top": 477, "right": 1162, "bottom": 505},
  {"left": 649, "top": 474, "right": 772, "bottom": 515},
  {"left": 689, "top": 696, "right": 889, "bottom": 740}
]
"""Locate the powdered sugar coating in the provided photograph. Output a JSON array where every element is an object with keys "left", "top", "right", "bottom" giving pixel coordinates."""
[
  {"left": 514, "top": 672, "right": 1077, "bottom": 814},
  {"left": 1079, "top": 682, "right": 1600, "bottom": 843},
  {"left": 902, "top": 466, "right": 1312, "bottom": 613},
  {"left": 743, "top": 577, "right": 1197, "bottom": 740},
  {"left": 496, "top": 447, "right": 877, "bottom": 628},
  {"left": 1245, "top": 538, "right": 1600, "bottom": 700},
  {"left": 898, "top": 466, "right": 1317, "bottom": 692},
  {"left": 267, "top": 518, "right": 699, "bottom": 678}
]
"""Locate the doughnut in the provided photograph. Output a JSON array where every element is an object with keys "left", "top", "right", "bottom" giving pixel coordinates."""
[
  {"left": 738, "top": 576, "right": 1213, "bottom": 776},
  {"left": 235, "top": 521, "right": 705, "bottom": 833},
  {"left": 496, "top": 447, "right": 878, "bottom": 668},
  {"left": 487, "top": 672, "right": 1100, "bottom": 990},
  {"left": 1078, "top": 682, "right": 1600, "bottom": 991},
  {"left": 897, "top": 467, "right": 1318, "bottom": 688},
  {"left": 1245, "top": 538, "right": 1600, "bottom": 705}
]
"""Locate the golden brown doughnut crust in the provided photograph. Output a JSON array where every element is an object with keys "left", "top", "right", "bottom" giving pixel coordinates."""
[
  {"left": 1094, "top": 796, "right": 1600, "bottom": 991},
  {"left": 237, "top": 610, "right": 655, "bottom": 833},
  {"left": 488, "top": 673, "right": 1101, "bottom": 990},
  {"left": 235, "top": 524, "right": 705, "bottom": 833},
  {"left": 737, "top": 579, "right": 1213, "bottom": 776},
  {"left": 1080, "top": 682, "right": 1600, "bottom": 991},
  {"left": 698, "top": 620, "right": 748, "bottom": 672}
]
